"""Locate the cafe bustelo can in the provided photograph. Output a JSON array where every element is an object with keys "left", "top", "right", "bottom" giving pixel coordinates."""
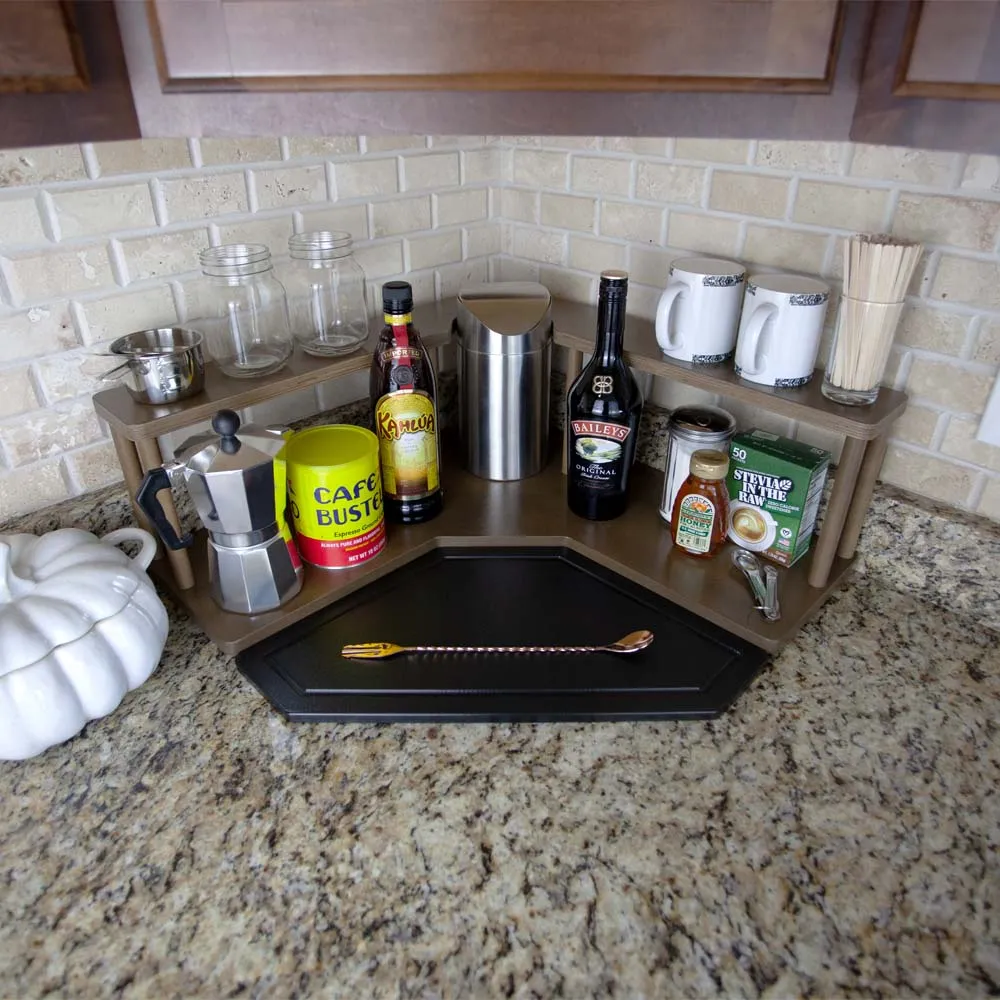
[{"left": 284, "top": 425, "right": 386, "bottom": 569}]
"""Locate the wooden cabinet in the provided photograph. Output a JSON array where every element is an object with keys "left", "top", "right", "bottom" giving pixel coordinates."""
[
  {"left": 852, "top": 0, "right": 1000, "bottom": 154},
  {"left": 0, "top": 0, "right": 138, "bottom": 148},
  {"left": 149, "top": 0, "right": 842, "bottom": 93}
]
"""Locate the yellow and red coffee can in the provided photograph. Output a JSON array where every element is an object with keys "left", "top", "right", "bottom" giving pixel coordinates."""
[{"left": 284, "top": 425, "right": 386, "bottom": 569}]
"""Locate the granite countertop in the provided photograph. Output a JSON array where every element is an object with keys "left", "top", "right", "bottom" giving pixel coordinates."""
[{"left": 1, "top": 561, "right": 998, "bottom": 997}]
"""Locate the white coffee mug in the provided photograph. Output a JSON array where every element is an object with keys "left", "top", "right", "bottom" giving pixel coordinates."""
[
  {"left": 655, "top": 257, "right": 746, "bottom": 364},
  {"left": 735, "top": 274, "right": 830, "bottom": 388}
]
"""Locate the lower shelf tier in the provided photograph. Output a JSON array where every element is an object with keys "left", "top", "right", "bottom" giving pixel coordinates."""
[{"left": 149, "top": 452, "right": 854, "bottom": 656}]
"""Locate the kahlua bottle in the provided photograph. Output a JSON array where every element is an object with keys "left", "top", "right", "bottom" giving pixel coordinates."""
[{"left": 370, "top": 281, "right": 443, "bottom": 524}]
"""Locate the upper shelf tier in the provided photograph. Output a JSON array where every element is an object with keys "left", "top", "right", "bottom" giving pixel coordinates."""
[{"left": 94, "top": 296, "right": 906, "bottom": 442}]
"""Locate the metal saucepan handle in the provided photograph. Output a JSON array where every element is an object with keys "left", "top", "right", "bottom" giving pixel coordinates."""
[{"left": 96, "top": 360, "right": 134, "bottom": 383}]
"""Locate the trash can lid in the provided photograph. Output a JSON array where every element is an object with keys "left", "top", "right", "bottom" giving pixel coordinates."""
[{"left": 455, "top": 282, "right": 552, "bottom": 356}]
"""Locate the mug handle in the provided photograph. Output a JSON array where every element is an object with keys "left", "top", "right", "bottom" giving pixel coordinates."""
[
  {"left": 735, "top": 303, "right": 777, "bottom": 377},
  {"left": 655, "top": 283, "right": 686, "bottom": 352}
]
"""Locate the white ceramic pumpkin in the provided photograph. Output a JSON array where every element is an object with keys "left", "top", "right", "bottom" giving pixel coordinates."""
[{"left": 0, "top": 527, "right": 169, "bottom": 760}]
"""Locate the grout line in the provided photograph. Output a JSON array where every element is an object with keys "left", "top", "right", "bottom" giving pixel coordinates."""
[
  {"left": 882, "top": 187, "right": 900, "bottom": 232},
  {"left": 80, "top": 144, "right": 100, "bottom": 180},
  {"left": 187, "top": 138, "right": 203, "bottom": 169},
  {"left": 37, "top": 192, "right": 59, "bottom": 242},
  {"left": 784, "top": 175, "right": 799, "bottom": 222},
  {"left": 244, "top": 169, "right": 259, "bottom": 214},
  {"left": 106, "top": 240, "right": 129, "bottom": 287},
  {"left": 149, "top": 178, "right": 168, "bottom": 227},
  {"left": 279, "top": 137, "right": 291, "bottom": 161},
  {"left": 966, "top": 473, "right": 988, "bottom": 511},
  {"left": 930, "top": 412, "right": 951, "bottom": 451}
]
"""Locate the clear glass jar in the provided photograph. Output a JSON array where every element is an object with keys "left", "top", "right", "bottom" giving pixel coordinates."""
[
  {"left": 284, "top": 231, "right": 369, "bottom": 356},
  {"left": 191, "top": 244, "right": 293, "bottom": 379}
]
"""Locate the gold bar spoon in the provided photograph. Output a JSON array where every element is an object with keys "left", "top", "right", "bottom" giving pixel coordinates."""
[{"left": 340, "top": 629, "right": 654, "bottom": 661}]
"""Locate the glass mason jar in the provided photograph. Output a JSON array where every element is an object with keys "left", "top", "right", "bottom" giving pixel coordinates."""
[
  {"left": 284, "top": 231, "right": 369, "bottom": 356},
  {"left": 192, "top": 244, "right": 293, "bottom": 379}
]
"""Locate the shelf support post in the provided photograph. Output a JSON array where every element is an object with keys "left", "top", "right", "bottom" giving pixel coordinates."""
[
  {"left": 808, "top": 435, "right": 866, "bottom": 589},
  {"left": 837, "top": 433, "right": 889, "bottom": 561}
]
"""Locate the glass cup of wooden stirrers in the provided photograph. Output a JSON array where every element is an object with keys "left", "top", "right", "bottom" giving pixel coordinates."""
[{"left": 821, "top": 296, "right": 904, "bottom": 406}]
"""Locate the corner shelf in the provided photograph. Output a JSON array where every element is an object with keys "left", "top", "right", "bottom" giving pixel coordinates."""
[{"left": 92, "top": 295, "right": 906, "bottom": 653}]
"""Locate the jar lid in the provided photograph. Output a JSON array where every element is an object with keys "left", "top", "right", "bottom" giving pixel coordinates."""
[
  {"left": 690, "top": 449, "right": 729, "bottom": 480},
  {"left": 669, "top": 405, "right": 736, "bottom": 436}
]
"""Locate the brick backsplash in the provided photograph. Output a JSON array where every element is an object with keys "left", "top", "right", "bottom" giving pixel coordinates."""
[{"left": 1, "top": 134, "right": 999, "bottom": 525}]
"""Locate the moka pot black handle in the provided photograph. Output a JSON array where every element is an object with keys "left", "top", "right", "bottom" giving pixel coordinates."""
[{"left": 136, "top": 467, "right": 194, "bottom": 550}]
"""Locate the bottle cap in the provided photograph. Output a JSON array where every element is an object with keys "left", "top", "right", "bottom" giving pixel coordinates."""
[
  {"left": 690, "top": 449, "right": 729, "bottom": 480},
  {"left": 382, "top": 280, "right": 413, "bottom": 314},
  {"left": 599, "top": 269, "right": 629, "bottom": 289}
]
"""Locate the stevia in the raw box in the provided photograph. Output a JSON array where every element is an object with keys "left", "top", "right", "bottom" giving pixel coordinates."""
[{"left": 726, "top": 430, "right": 831, "bottom": 567}]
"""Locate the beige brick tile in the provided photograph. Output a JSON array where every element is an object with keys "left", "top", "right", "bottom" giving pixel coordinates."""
[
  {"left": 973, "top": 319, "right": 1000, "bottom": 365},
  {"left": 512, "top": 227, "right": 565, "bottom": 265},
  {"left": 599, "top": 202, "right": 662, "bottom": 243},
  {"left": 0, "top": 146, "right": 85, "bottom": 186},
  {"left": 428, "top": 136, "right": 483, "bottom": 148},
  {"left": 53, "top": 184, "right": 156, "bottom": 239},
  {"left": 161, "top": 173, "right": 247, "bottom": 223},
  {"left": 253, "top": 165, "right": 327, "bottom": 210},
  {"left": 895, "top": 306, "right": 968, "bottom": 356},
  {"left": 890, "top": 404, "right": 940, "bottom": 447},
  {"left": 792, "top": 181, "right": 889, "bottom": 231},
  {"left": 33, "top": 352, "right": 102, "bottom": 403},
  {"left": 464, "top": 223, "right": 501, "bottom": 258},
  {"left": 402, "top": 153, "right": 460, "bottom": 191},
  {"left": 674, "top": 139, "right": 749, "bottom": 164},
  {"left": 512, "top": 150, "right": 567, "bottom": 188},
  {"left": 93, "top": 139, "right": 191, "bottom": 176},
  {"left": 494, "top": 257, "right": 538, "bottom": 282},
  {"left": 710, "top": 171, "right": 788, "bottom": 219},
  {"left": 500, "top": 187, "right": 537, "bottom": 224},
  {"left": 571, "top": 156, "right": 630, "bottom": 197},
  {"left": 334, "top": 159, "right": 398, "bottom": 200},
  {"left": 548, "top": 137, "right": 603, "bottom": 150},
  {"left": 0, "top": 367, "right": 38, "bottom": 418},
  {"left": 406, "top": 230, "right": 462, "bottom": 270},
  {"left": 977, "top": 477, "right": 1000, "bottom": 519},
  {"left": 3, "top": 246, "right": 114, "bottom": 305},
  {"left": 199, "top": 138, "right": 281, "bottom": 164},
  {"left": 217, "top": 214, "right": 296, "bottom": 250},
  {"left": 67, "top": 439, "right": 126, "bottom": 492},
  {"left": 603, "top": 138, "right": 668, "bottom": 156},
  {"left": 940, "top": 416, "right": 1000, "bottom": 472},
  {"left": 371, "top": 196, "right": 431, "bottom": 237},
  {"left": 285, "top": 137, "right": 359, "bottom": 158},
  {"left": 354, "top": 240, "right": 404, "bottom": 278},
  {"left": 437, "top": 258, "right": 489, "bottom": 298},
  {"left": 905, "top": 358, "right": 994, "bottom": 411},
  {"left": 628, "top": 246, "right": 673, "bottom": 288},
  {"left": 540, "top": 193, "right": 595, "bottom": 233},
  {"left": 118, "top": 227, "right": 209, "bottom": 282},
  {"left": 931, "top": 255, "right": 1000, "bottom": 310},
  {"left": 635, "top": 162, "right": 704, "bottom": 207},
  {"left": 794, "top": 424, "right": 844, "bottom": 463},
  {"left": 893, "top": 193, "right": 1000, "bottom": 252},
  {"left": 850, "top": 144, "right": 959, "bottom": 187},
  {"left": 364, "top": 136, "right": 427, "bottom": 153},
  {"left": 505, "top": 137, "right": 542, "bottom": 146},
  {"left": 1, "top": 400, "right": 104, "bottom": 466},
  {"left": 434, "top": 188, "right": 488, "bottom": 226},
  {"left": 569, "top": 235, "right": 626, "bottom": 274},
  {"left": 755, "top": 141, "right": 844, "bottom": 175},
  {"left": 0, "top": 303, "right": 78, "bottom": 362},
  {"left": 537, "top": 265, "right": 595, "bottom": 303},
  {"left": 79, "top": 285, "right": 177, "bottom": 346},
  {"left": 0, "top": 461, "right": 69, "bottom": 520},
  {"left": 461, "top": 148, "right": 505, "bottom": 184},
  {"left": 960, "top": 155, "right": 1000, "bottom": 194},
  {"left": 880, "top": 445, "right": 975, "bottom": 506},
  {"left": 297, "top": 204, "right": 369, "bottom": 240},
  {"left": 666, "top": 213, "right": 741, "bottom": 257},
  {"left": 0, "top": 196, "right": 47, "bottom": 245},
  {"left": 742, "top": 225, "right": 829, "bottom": 273}
]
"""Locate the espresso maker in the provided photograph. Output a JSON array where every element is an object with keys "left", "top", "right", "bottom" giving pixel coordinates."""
[{"left": 137, "top": 409, "right": 302, "bottom": 615}]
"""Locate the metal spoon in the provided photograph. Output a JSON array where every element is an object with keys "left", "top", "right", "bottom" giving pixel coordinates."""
[
  {"left": 732, "top": 549, "right": 780, "bottom": 622},
  {"left": 340, "top": 629, "right": 655, "bottom": 660}
]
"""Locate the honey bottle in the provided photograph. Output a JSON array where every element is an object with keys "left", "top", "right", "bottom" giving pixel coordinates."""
[{"left": 671, "top": 449, "right": 730, "bottom": 558}]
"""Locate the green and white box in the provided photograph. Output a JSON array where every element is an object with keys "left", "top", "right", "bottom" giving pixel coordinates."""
[{"left": 727, "top": 430, "right": 831, "bottom": 567}]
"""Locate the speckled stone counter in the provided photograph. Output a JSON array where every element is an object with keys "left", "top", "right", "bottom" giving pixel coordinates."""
[{"left": 3, "top": 391, "right": 1000, "bottom": 997}]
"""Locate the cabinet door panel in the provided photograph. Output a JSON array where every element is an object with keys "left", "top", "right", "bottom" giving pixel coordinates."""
[
  {"left": 0, "top": 0, "right": 87, "bottom": 93},
  {"left": 151, "top": 0, "right": 843, "bottom": 92},
  {"left": 852, "top": 0, "right": 1000, "bottom": 153}
]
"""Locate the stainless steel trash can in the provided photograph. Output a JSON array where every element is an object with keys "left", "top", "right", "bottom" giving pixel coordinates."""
[{"left": 455, "top": 282, "right": 553, "bottom": 481}]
